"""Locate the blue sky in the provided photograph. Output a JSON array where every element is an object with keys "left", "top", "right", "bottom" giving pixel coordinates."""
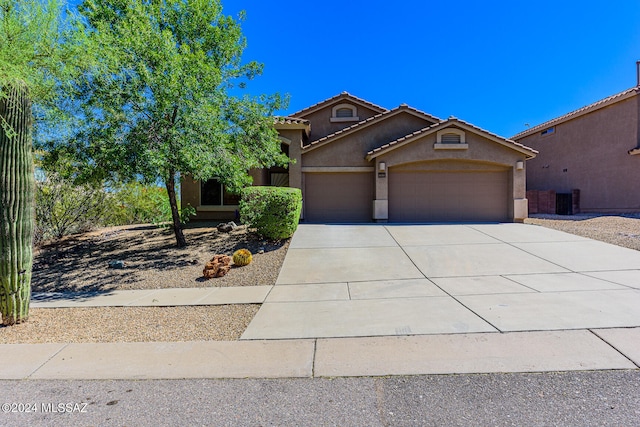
[
  {"left": 221, "top": 0, "right": 640, "bottom": 137},
  {"left": 70, "top": 0, "right": 640, "bottom": 137}
]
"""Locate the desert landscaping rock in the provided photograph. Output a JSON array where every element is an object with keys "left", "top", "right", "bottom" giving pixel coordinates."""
[
  {"left": 108, "top": 260, "right": 126, "bottom": 269},
  {"left": 217, "top": 221, "right": 238, "bottom": 233}
]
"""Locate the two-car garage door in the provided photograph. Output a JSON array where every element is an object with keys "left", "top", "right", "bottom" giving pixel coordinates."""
[
  {"left": 303, "top": 169, "right": 510, "bottom": 223},
  {"left": 388, "top": 170, "right": 509, "bottom": 222}
]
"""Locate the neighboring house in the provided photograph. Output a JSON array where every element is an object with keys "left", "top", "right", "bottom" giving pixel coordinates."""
[
  {"left": 513, "top": 66, "right": 640, "bottom": 214},
  {"left": 181, "top": 92, "right": 537, "bottom": 223}
]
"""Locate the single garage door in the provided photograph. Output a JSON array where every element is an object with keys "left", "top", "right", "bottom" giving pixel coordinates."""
[
  {"left": 389, "top": 170, "right": 509, "bottom": 222},
  {"left": 304, "top": 172, "right": 373, "bottom": 222}
]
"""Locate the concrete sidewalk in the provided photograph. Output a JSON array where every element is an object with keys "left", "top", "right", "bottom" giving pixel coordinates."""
[
  {"left": 31, "top": 285, "right": 272, "bottom": 308},
  {"left": 5, "top": 223, "right": 640, "bottom": 380},
  {"left": 1, "top": 328, "right": 639, "bottom": 379}
]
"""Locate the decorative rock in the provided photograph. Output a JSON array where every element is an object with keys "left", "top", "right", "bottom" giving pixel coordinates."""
[
  {"left": 108, "top": 260, "right": 126, "bottom": 269},
  {"left": 202, "top": 254, "right": 232, "bottom": 279},
  {"left": 217, "top": 221, "right": 238, "bottom": 233}
]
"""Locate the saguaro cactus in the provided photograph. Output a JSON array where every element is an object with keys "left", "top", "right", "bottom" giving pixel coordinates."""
[{"left": 0, "top": 82, "right": 35, "bottom": 325}]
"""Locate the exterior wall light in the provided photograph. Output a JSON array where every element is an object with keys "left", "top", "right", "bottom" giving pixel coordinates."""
[
  {"left": 378, "top": 162, "right": 386, "bottom": 172},
  {"left": 516, "top": 161, "right": 524, "bottom": 170}
]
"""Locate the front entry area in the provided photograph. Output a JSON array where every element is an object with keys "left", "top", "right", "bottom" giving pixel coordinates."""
[{"left": 388, "top": 169, "right": 510, "bottom": 222}]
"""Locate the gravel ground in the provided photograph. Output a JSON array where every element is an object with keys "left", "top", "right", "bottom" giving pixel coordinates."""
[
  {"left": 2, "top": 223, "right": 283, "bottom": 343},
  {"left": 32, "top": 223, "right": 289, "bottom": 293},
  {"left": 0, "top": 305, "right": 260, "bottom": 343},
  {"left": 525, "top": 213, "right": 640, "bottom": 251}
]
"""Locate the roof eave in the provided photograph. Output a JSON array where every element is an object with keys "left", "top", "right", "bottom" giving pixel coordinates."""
[
  {"left": 291, "top": 92, "right": 388, "bottom": 118},
  {"left": 275, "top": 118, "right": 311, "bottom": 137},
  {"left": 512, "top": 87, "right": 639, "bottom": 140},
  {"left": 366, "top": 120, "right": 538, "bottom": 161},
  {"left": 303, "top": 106, "right": 442, "bottom": 153}
]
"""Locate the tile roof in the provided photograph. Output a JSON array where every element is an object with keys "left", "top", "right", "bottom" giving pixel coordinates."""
[
  {"left": 366, "top": 117, "right": 538, "bottom": 159},
  {"left": 367, "top": 121, "right": 443, "bottom": 156},
  {"left": 290, "top": 91, "right": 388, "bottom": 117},
  {"left": 302, "top": 104, "right": 442, "bottom": 151},
  {"left": 274, "top": 116, "right": 309, "bottom": 125},
  {"left": 512, "top": 86, "right": 639, "bottom": 140}
]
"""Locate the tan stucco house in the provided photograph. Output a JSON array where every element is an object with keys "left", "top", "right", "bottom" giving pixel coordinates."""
[
  {"left": 182, "top": 92, "right": 537, "bottom": 223},
  {"left": 513, "top": 67, "right": 640, "bottom": 213}
]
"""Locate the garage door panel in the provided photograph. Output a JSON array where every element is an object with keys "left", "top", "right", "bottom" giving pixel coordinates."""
[
  {"left": 305, "top": 173, "right": 373, "bottom": 222},
  {"left": 389, "top": 170, "right": 509, "bottom": 222}
]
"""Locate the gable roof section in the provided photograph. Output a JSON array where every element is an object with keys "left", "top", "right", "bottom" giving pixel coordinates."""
[
  {"left": 366, "top": 117, "right": 538, "bottom": 160},
  {"left": 291, "top": 91, "right": 388, "bottom": 118},
  {"left": 512, "top": 86, "right": 640, "bottom": 140},
  {"left": 274, "top": 116, "right": 311, "bottom": 136},
  {"left": 302, "top": 104, "right": 442, "bottom": 152}
]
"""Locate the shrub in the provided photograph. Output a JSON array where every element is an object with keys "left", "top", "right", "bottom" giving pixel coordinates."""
[
  {"left": 105, "top": 182, "right": 172, "bottom": 226},
  {"left": 240, "top": 186, "right": 302, "bottom": 239},
  {"left": 35, "top": 173, "right": 110, "bottom": 245}
]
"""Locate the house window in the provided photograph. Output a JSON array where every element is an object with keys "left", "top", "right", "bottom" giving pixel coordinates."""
[
  {"left": 336, "top": 108, "right": 353, "bottom": 118},
  {"left": 441, "top": 133, "right": 461, "bottom": 144},
  {"left": 541, "top": 126, "right": 555, "bottom": 136},
  {"left": 200, "top": 179, "right": 240, "bottom": 206},
  {"left": 434, "top": 128, "right": 468, "bottom": 150},
  {"left": 330, "top": 103, "right": 359, "bottom": 122}
]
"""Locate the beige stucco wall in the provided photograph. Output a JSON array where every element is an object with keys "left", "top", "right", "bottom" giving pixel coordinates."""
[
  {"left": 181, "top": 175, "right": 200, "bottom": 211},
  {"left": 301, "top": 103, "right": 382, "bottom": 142},
  {"left": 517, "top": 95, "right": 640, "bottom": 212},
  {"left": 302, "top": 112, "right": 434, "bottom": 167},
  {"left": 371, "top": 130, "right": 529, "bottom": 221},
  {"left": 278, "top": 128, "right": 304, "bottom": 190}
]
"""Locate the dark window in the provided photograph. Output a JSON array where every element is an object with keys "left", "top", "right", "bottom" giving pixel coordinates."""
[
  {"left": 201, "top": 179, "right": 240, "bottom": 206},
  {"left": 541, "top": 126, "right": 555, "bottom": 136},
  {"left": 336, "top": 108, "right": 353, "bottom": 118}
]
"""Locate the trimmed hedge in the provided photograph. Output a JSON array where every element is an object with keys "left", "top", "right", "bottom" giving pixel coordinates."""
[{"left": 240, "top": 186, "right": 302, "bottom": 239}]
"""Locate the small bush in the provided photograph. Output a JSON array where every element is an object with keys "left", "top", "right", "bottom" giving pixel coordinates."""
[
  {"left": 240, "top": 186, "right": 302, "bottom": 239},
  {"left": 105, "top": 182, "right": 172, "bottom": 226},
  {"left": 35, "top": 173, "right": 110, "bottom": 245}
]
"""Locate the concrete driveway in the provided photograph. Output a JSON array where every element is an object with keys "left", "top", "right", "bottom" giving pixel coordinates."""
[{"left": 242, "top": 223, "right": 640, "bottom": 340}]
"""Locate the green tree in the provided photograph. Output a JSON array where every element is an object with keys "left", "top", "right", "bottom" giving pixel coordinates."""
[
  {"left": 0, "top": 0, "right": 82, "bottom": 325},
  {"left": 46, "top": 0, "right": 288, "bottom": 247}
]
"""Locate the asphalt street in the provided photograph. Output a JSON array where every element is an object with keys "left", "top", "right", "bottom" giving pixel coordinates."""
[{"left": 1, "top": 370, "right": 639, "bottom": 426}]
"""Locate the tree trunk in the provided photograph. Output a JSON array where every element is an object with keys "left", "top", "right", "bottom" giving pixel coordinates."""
[
  {"left": 0, "top": 82, "right": 35, "bottom": 325},
  {"left": 165, "top": 171, "right": 187, "bottom": 247}
]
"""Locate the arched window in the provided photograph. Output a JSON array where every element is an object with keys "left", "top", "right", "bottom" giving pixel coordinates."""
[
  {"left": 336, "top": 108, "right": 354, "bottom": 118},
  {"left": 331, "top": 103, "right": 359, "bottom": 122},
  {"left": 435, "top": 128, "right": 468, "bottom": 150}
]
